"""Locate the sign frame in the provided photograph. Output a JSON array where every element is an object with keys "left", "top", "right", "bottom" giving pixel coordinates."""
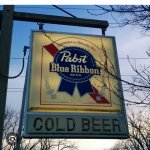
[{"left": 23, "top": 30, "right": 129, "bottom": 139}]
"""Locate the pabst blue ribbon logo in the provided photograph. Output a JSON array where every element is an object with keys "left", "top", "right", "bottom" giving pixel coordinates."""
[{"left": 49, "top": 46, "right": 100, "bottom": 96}]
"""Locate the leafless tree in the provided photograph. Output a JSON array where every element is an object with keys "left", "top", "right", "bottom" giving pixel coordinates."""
[
  {"left": 88, "top": 5, "right": 150, "bottom": 106},
  {"left": 2, "top": 107, "right": 78, "bottom": 150},
  {"left": 109, "top": 109, "right": 150, "bottom": 150},
  {"left": 124, "top": 56, "right": 150, "bottom": 106},
  {"left": 88, "top": 5, "right": 150, "bottom": 34},
  {"left": 37, "top": 139, "right": 78, "bottom": 150},
  {"left": 87, "top": 6, "right": 150, "bottom": 149},
  {"left": 2, "top": 107, "right": 19, "bottom": 150}
]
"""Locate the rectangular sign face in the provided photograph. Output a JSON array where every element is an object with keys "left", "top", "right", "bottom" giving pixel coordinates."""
[
  {"left": 26, "top": 114, "right": 128, "bottom": 138},
  {"left": 24, "top": 31, "right": 128, "bottom": 138}
]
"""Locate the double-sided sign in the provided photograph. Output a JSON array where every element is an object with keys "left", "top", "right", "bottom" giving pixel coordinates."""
[{"left": 24, "top": 31, "right": 129, "bottom": 138}]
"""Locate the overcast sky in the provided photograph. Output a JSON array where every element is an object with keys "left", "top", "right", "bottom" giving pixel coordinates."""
[{"left": 1, "top": 4, "right": 150, "bottom": 150}]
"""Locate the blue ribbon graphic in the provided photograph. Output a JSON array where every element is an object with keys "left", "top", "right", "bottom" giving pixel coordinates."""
[
  {"left": 50, "top": 46, "right": 100, "bottom": 97},
  {"left": 58, "top": 79, "right": 94, "bottom": 96}
]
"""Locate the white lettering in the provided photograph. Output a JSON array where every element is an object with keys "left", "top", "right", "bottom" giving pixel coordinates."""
[
  {"left": 71, "top": 65, "right": 100, "bottom": 75},
  {"left": 60, "top": 50, "right": 87, "bottom": 63}
]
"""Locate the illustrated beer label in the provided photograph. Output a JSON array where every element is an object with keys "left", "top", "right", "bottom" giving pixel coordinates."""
[
  {"left": 28, "top": 31, "right": 122, "bottom": 114},
  {"left": 50, "top": 46, "right": 100, "bottom": 96}
]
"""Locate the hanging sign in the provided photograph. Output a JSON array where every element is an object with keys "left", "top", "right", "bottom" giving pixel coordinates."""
[{"left": 24, "top": 31, "right": 129, "bottom": 138}]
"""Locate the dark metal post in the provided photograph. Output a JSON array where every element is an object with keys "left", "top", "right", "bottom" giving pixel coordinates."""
[
  {"left": 0, "top": 5, "right": 14, "bottom": 149},
  {"left": 37, "top": 22, "right": 44, "bottom": 30},
  {"left": 102, "top": 28, "right": 106, "bottom": 36},
  {"left": 15, "top": 47, "right": 29, "bottom": 150}
]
